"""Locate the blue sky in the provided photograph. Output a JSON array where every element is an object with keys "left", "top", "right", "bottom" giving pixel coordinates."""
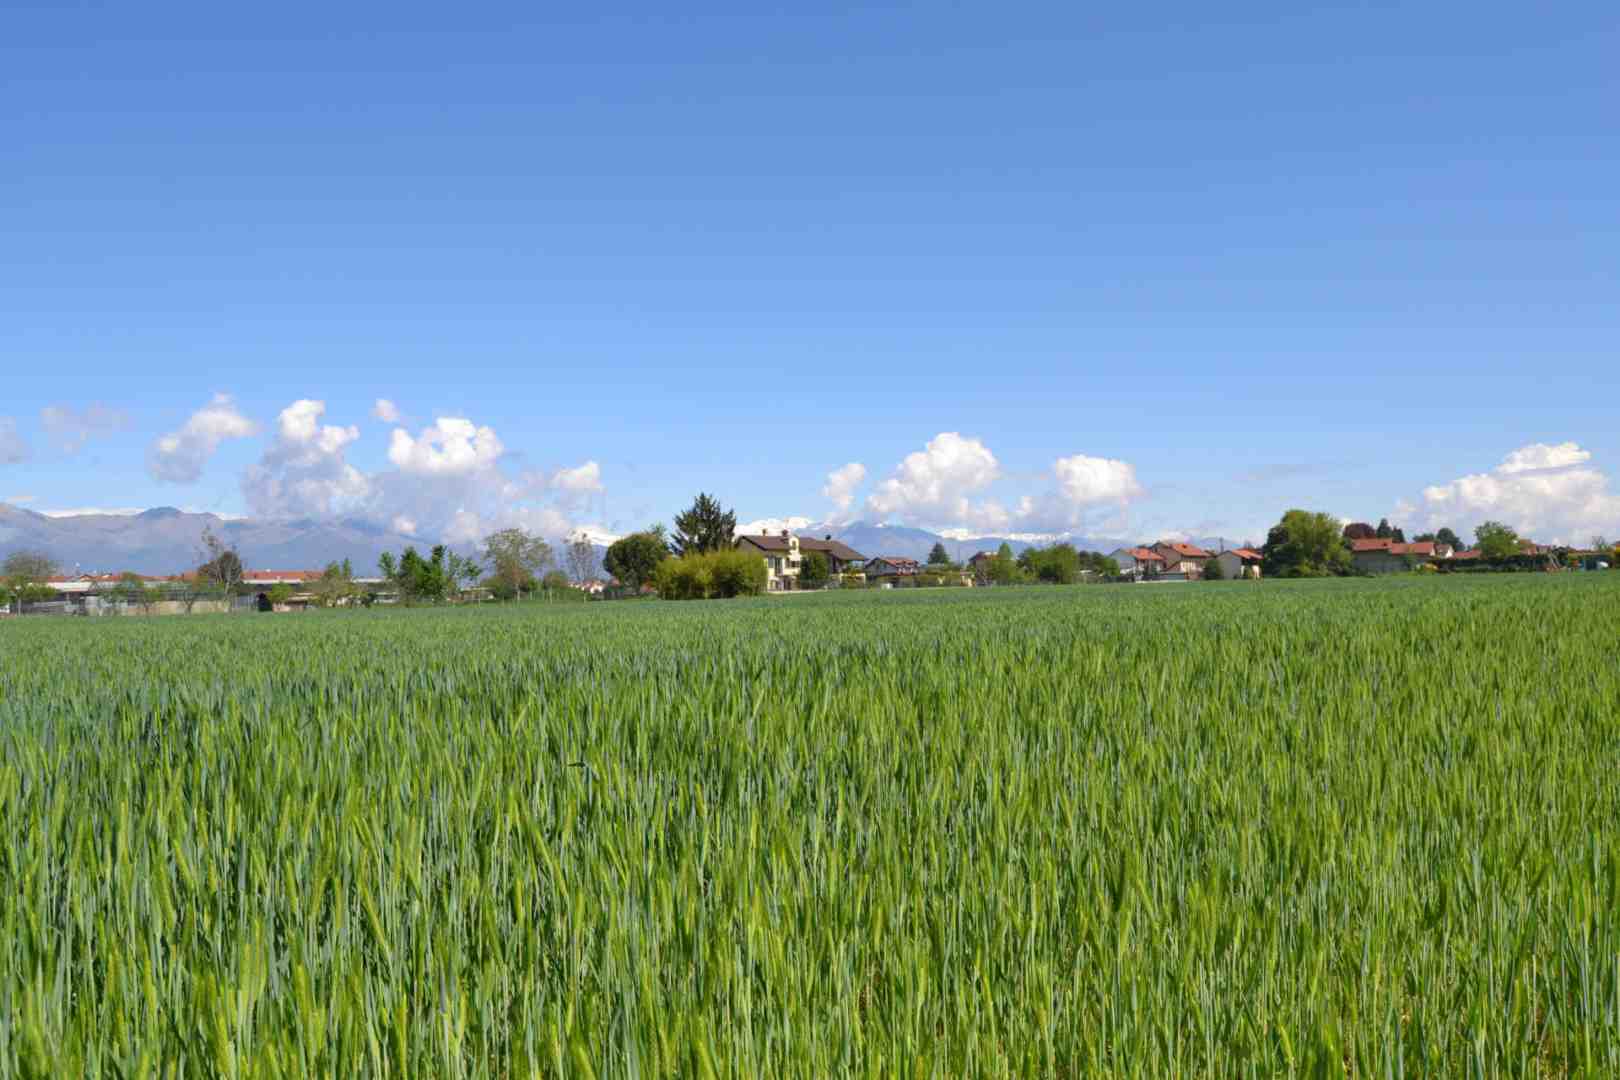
[{"left": 5, "top": 1, "right": 1618, "bottom": 545}]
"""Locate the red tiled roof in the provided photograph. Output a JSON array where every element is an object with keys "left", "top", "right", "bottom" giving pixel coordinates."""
[
  {"left": 1226, "top": 548, "right": 1264, "bottom": 561},
  {"left": 1158, "top": 542, "right": 1211, "bottom": 558},
  {"left": 736, "top": 535, "right": 866, "bottom": 561},
  {"left": 1128, "top": 547, "right": 1165, "bottom": 562},
  {"left": 1352, "top": 541, "right": 1438, "bottom": 557}
]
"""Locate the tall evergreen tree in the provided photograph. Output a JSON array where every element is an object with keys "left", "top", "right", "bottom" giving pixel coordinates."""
[
  {"left": 670, "top": 493, "right": 737, "bottom": 556},
  {"left": 927, "top": 542, "right": 950, "bottom": 566}
]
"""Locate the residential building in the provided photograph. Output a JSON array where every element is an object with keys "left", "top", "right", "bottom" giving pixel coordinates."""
[
  {"left": 862, "top": 556, "right": 920, "bottom": 581},
  {"left": 1349, "top": 539, "right": 1447, "bottom": 574},
  {"left": 1150, "top": 541, "right": 1212, "bottom": 579},
  {"left": 1213, "top": 548, "right": 1264, "bottom": 580},
  {"left": 735, "top": 532, "right": 866, "bottom": 591},
  {"left": 1109, "top": 547, "right": 1166, "bottom": 580}
]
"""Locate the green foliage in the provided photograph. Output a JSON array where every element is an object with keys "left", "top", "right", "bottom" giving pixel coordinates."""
[
  {"left": 927, "top": 542, "right": 950, "bottom": 567},
  {"left": 265, "top": 583, "right": 294, "bottom": 606},
  {"left": 603, "top": 528, "right": 669, "bottom": 591},
  {"left": 984, "top": 542, "right": 1023, "bottom": 585},
  {"left": 670, "top": 493, "right": 736, "bottom": 556},
  {"left": 1203, "top": 556, "right": 1226, "bottom": 580},
  {"left": 2, "top": 549, "right": 57, "bottom": 589},
  {"left": 483, "top": 528, "right": 551, "bottom": 595},
  {"left": 112, "top": 571, "right": 161, "bottom": 611},
  {"left": 1435, "top": 526, "right": 1463, "bottom": 550},
  {"left": 653, "top": 549, "right": 768, "bottom": 599},
  {"left": 1020, "top": 542, "right": 1082, "bottom": 584},
  {"left": 382, "top": 545, "right": 468, "bottom": 602},
  {"left": 196, "top": 525, "right": 243, "bottom": 592},
  {"left": 1, "top": 576, "right": 1618, "bottom": 1072},
  {"left": 799, "top": 550, "right": 830, "bottom": 589},
  {"left": 1476, "top": 520, "right": 1522, "bottom": 561},
  {"left": 1263, "top": 509, "right": 1353, "bottom": 578}
]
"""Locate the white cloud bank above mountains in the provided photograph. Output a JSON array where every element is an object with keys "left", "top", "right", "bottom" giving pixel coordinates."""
[
  {"left": 138, "top": 395, "right": 608, "bottom": 547},
  {"left": 146, "top": 395, "right": 259, "bottom": 483},
  {"left": 1400, "top": 441, "right": 1620, "bottom": 544},
  {"left": 856, "top": 432, "right": 1143, "bottom": 535}
]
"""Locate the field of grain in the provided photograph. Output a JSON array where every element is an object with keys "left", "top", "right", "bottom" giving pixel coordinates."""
[{"left": 2, "top": 574, "right": 1617, "bottom": 1076}]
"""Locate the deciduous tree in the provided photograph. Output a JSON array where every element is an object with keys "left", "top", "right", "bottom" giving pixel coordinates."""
[
  {"left": 1263, "top": 510, "right": 1352, "bottom": 577},
  {"left": 565, "top": 535, "right": 597, "bottom": 583},
  {"left": 799, "top": 551, "right": 830, "bottom": 588},
  {"left": 483, "top": 528, "right": 551, "bottom": 596},
  {"left": 1475, "top": 520, "right": 1521, "bottom": 561},
  {"left": 604, "top": 527, "right": 669, "bottom": 591}
]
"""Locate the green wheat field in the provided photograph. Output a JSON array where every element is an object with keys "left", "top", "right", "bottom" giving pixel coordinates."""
[{"left": 2, "top": 574, "right": 1617, "bottom": 1077}]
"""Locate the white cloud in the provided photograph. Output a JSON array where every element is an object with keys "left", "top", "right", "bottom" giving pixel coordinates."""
[
  {"left": 821, "top": 462, "right": 867, "bottom": 517},
  {"left": 36, "top": 506, "right": 147, "bottom": 517},
  {"left": 550, "top": 461, "right": 603, "bottom": 494},
  {"left": 1052, "top": 454, "right": 1142, "bottom": 505},
  {"left": 736, "top": 515, "right": 815, "bottom": 536},
  {"left": 392, "top": 515, "right": 418, "bottom": 536},
  {"left": 242, "top": 399, "right": 369, "bottom": 518},
  {"left": 862, "top": 433, "right": 1145, "bottom": 536},
  {"left": 387, "top": 417, "right": 505, "bottom": 477},
  {"left": 866, "top": 432, "right": 1001, "bottom": 526},
  {"left": 1409, "top": 441, "right": 1620, "bottom": 545},
  {"left": 146, "top": 394, "right": 258, "bottom": 483},
  {"left": 570, "top": 525, "right": 622, "bottom": 546},
  {"left": 372, "top": 398, "right": 403, "bottom": 424},
  {"left": 3, "top": 495, "right": 36, "bottom": 504},
  {"left": 1496, "top": 441, "right": 1591, "bottom": 475},
  {"left": 0, "top": 418, "right": 27, "bottom": 464},
  {"left": 40, "top": 403, "right": 130, "bottom": 453}
]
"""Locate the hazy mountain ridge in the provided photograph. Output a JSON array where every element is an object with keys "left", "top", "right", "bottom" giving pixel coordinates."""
[
  {"left": 0, "top": 503, "right": 1227, "bottom": 577},
  {"left": 0, "top": 504, "right": 424, "bottom": 575}
]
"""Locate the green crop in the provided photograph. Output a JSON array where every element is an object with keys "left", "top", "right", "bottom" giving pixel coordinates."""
[{"left": 1, "top": 573, "right": 1617, "bottom": 1076}]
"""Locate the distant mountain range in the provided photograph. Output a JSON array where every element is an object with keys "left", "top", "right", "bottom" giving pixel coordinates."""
[
  {"left": 0, "top": 502, "right": 1228, "bottom": 576},
  {"left": 0, "top": 504, "right": 423, "bottom": 576}
]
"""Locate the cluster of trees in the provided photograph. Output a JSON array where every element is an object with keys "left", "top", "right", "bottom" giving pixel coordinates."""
[
  {"left": 1262, "top": 509, "right": 1589, "bottom": 578},
  {"left": 2, "top": 550, "right": 60, "bottom": 606},
  {"left": 607, "top": 494, "right": 741, "bottom": 599},
  {"left": 377, "top": 545, "right": 482, "bottom": 602}
]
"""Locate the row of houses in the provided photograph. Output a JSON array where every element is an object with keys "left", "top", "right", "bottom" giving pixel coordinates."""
[
  {"left": 1108, "top": 542, "right": 1265, "bottom": 581},
  {"left": 1109, "top": 535, "right": 1581, "bottom": 580}
]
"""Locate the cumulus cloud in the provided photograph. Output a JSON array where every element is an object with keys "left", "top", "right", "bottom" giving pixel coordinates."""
[
  {"left": 736, "top": 515, "right": 815, "bottom": 536},
  {"left": 372, "top": 398, "right": 403, "bottom": 423},
  {"left": 392, "top": 515, "right": 418, "bottom": 536},
  {"left": 242, "top": 399, "right": 369, "bottom": 518},
  {"left": 1408, "top": 441, "right": 1620, "bottom": 544},
  {"left": 40, "top": 403, "right": 130, "bottom": 454},
  {"left": 147, "top": 394, "right": 258, "bottom": 483},
  {"left": 388, "top": 417, "right": 505, "bottom": 477},
  {"left": 550, "top": 461, "right": 603, "bottom": 494},
  {"left": 1052, "top": 454, "right": 1142, "bottom": 505},
  {"left": 0, "top": 418, "right": 27, "bottom": 465},
  {"left": 862, "top": 433, "right": 1144, "bottom": 536},
  {"left": 866, "top": 433, "right": 1001, "bottom": 526},
  {"left": 1496, "top": 441, "right": 1591, "bottom": 475},
  {"left": 821, "top": 462, "right": 867, "bottom": 521}
]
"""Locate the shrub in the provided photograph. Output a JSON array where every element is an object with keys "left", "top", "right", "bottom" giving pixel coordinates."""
[{"left": 654, "top": 550, "right": 767, "bottom": 600}]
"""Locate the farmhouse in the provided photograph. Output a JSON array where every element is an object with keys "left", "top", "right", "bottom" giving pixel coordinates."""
[
  {"left": 735, "top": 532, "right": 866, "bottom": 591},
  {"left": 1349, "top": 539, "right": 1448, "bottom": 574},
  {"left": 1150, "top": 541, "right": 1212, "bottom": 579},
  {"left": 862, "top": 556, "right": 920, "bottom": 582},
  {"left": 1108, "top": 547, "right": 1165, "bottom": 580},
  {"left": 1213, "top": 548, "right": 1264, "bottom": 580}
]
